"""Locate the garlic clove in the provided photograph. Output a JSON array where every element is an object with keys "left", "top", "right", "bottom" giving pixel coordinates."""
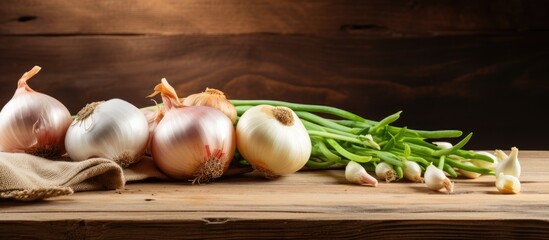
[
  {"left": 425, "top": 164, "right": 454, "bottom": 193},
  {"left": 496, "top": 173, "right": 521, "bottom": 194},
  {"left": 495, "top": 147, "right": 521, "bottom": 179},
  {"left": 345, "top": 161, "right": 378, "bottom": 187}
]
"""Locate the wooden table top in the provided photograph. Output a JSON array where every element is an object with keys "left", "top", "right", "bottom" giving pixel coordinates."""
[{"left": 1, "top": 151, "right": 548, "bottom": 239}]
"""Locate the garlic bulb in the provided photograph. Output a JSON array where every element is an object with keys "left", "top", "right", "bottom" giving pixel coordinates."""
[
  {"left": 375, "top": 162, "right": 396, "bottom": 182},
  {"left": 345, "top": 161, "right": 378, "bottom": 187},
  {"left": 149, "top": 78, "right": 236, "bottom": 182},
  {"left": 183, "top": 88, "right": 237, "bottom": 123},
  {"left": 403, "top": 160, "right": 423, "bottom": 182},
  {"left": 0, "top": 66, "right": 71, "bottom": 158},
  {"left": 496, "top": 173, "right": 521, "bottom": 194},
  {"left": 65, "top": 99, "right": 149, "bottom": 167},
  {"left": 425, "top": 164, "right": 453, "bottom": 193},
  {"left": 236, "top": 105, "right": 311, "bottom": 178},
  {"left": 495, "top": 147, "right": 521, "bottom": 178}
]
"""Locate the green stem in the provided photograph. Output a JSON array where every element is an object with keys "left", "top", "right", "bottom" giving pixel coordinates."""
[
  {"left": 369, "top": 111, "right": 402, "bottom": 134},
  {"left": 433, "top": 132, "right": 473, "bottom": 156},
  {"left": 307, "top": 130, "right": 363, "bottom": 145},
  {"left": 230, "top": 99, "right": 366, "bottom": 122},
  {"left": 446, "top": 159, "right": 495, "bottom": 175},
  {"left": 438, "top": 155, "right": 446, "bottom": 170},
  {"left": 326, "top": 139, "right": 372, "bottom": 163},
  {"left": 306, "top": 159, "right": 338, "bottom": 168},
  {"left": 395, "top": 166, "right": 404, "bottom": 179},
  {"left": 296, "top": 111, "right": 352, "bottom": 133}
]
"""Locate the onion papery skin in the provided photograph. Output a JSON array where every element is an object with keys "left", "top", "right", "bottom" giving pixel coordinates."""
[
  {"left": 182, "top": 88, "right": 237, "bottom": 123},
  {"left": 65, "top": 99, "right": 149, "bottom": 167},
  {"left": 151, "top": 106, "right": 235, "bottom": 182}
]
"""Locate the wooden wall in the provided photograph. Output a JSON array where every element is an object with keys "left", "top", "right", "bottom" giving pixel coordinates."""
[{"left": 1, "top": 0, "right": 548, "bottom": 149}]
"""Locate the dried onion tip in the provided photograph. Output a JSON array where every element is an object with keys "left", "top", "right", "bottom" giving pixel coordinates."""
[{"left": 183, "top": 88, "right": 237, "bottom": 123}]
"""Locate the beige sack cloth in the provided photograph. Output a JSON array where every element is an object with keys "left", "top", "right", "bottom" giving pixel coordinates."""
[{"left": 0, "top": 152, "right": 168, "bottom": 201}]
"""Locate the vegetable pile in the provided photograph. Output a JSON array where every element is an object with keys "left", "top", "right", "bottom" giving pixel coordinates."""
[{"left": 0, "top": 66, "right": 522, "bottom": 194}]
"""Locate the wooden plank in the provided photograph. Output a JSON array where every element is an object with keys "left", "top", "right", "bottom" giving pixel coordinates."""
[
  {"left": 0, "top": 151, "right": 548, "bottom": 239},
  {"left": 1, "top": 34, "right": 548, "bottom": 149},
  {"left": 1, "top": 151, "right": 547, "bottom": 214},
  {"left": 1, "top": 0, "right": 548, "bottom": 35},
  {"left": 0, "top": 219, "right": 547, "bottom": 239}
]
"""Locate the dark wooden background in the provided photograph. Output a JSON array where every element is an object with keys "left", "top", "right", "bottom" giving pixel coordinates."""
[{"left": 1, "top": 0, "right": 548, "bottom": 150}]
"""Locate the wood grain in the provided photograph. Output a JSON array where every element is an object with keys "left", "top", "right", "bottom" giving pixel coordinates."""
[
  {"left": 1, "top": 33, "right": 548, "bottom": 149},
  {"left": 1, "top": 151, "right": 548, "bottom": 239},
  {"left": 1, "top": 0, "right": 548, "bottom": 35}
]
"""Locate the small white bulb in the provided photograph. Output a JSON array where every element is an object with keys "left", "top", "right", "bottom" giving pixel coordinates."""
[
  {"left": 496, "top": 173, "right": 521, "bottom": 194},
  {"left": 403, "top": 161, "right": 423, "bottom": 182},
  {"left": 433, "top": 142, "right": 453, "bottom": 149},
  {"left": 375, "top": 162, "right": 396, "bottom": 182},
  {"left": 345, "top": 161, "right": 378, "bottom": 187},
  {"left": 495, "top": 147, "right": 521, "bottom": 178},
  {"left": 425, "top": 164, "right": 453, "bottom": 193}
]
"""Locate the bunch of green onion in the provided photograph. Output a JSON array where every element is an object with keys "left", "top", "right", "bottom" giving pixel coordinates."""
[{"left": 231, "top": 99, "right": 495, "bottom": 181}]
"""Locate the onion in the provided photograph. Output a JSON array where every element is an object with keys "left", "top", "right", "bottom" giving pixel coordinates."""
[
  {"left": 149, "top": 78, "right": 236, "bottom": 182},
  {"left": 375, "top": 162, "right": 397, "bottom": 182},
  {"left": 236, "top": 105, "right": 311, "bottom": 178},
  {"left": 0, "top": 66, "right": 71, "bottom": 158},
  {"left": 65, "top": 99, "right": 149, "bottom": 167},
  {"left": 403, "top": 160, "right": 423, "bottom": 182}
]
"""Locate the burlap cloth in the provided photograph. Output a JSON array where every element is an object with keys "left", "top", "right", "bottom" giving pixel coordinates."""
[{"left": 0, "top": 152, "right": 169, "bottom": 201}]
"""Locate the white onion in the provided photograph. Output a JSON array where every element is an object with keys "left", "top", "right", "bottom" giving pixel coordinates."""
[
  {"left": 236, "top": 105, "right": 311, "bottom": 178},
  {"left": 65, "top": 98, "right": 149, "bottom": 167},
  {"left": 0, "top": 66, "right": 71, "bottom": 158}
]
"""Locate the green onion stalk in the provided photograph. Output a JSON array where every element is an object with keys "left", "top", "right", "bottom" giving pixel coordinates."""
[{"left": 230, "top": 99, "right": 495, "bottom": 180}]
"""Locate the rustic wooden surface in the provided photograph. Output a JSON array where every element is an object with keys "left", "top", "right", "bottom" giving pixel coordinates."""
[
  {"left": 1, "top": 0, "right": 549, "bottom": 150},
  {"left": 1, "top": 151, "right": 548, "bottom": 239}
]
